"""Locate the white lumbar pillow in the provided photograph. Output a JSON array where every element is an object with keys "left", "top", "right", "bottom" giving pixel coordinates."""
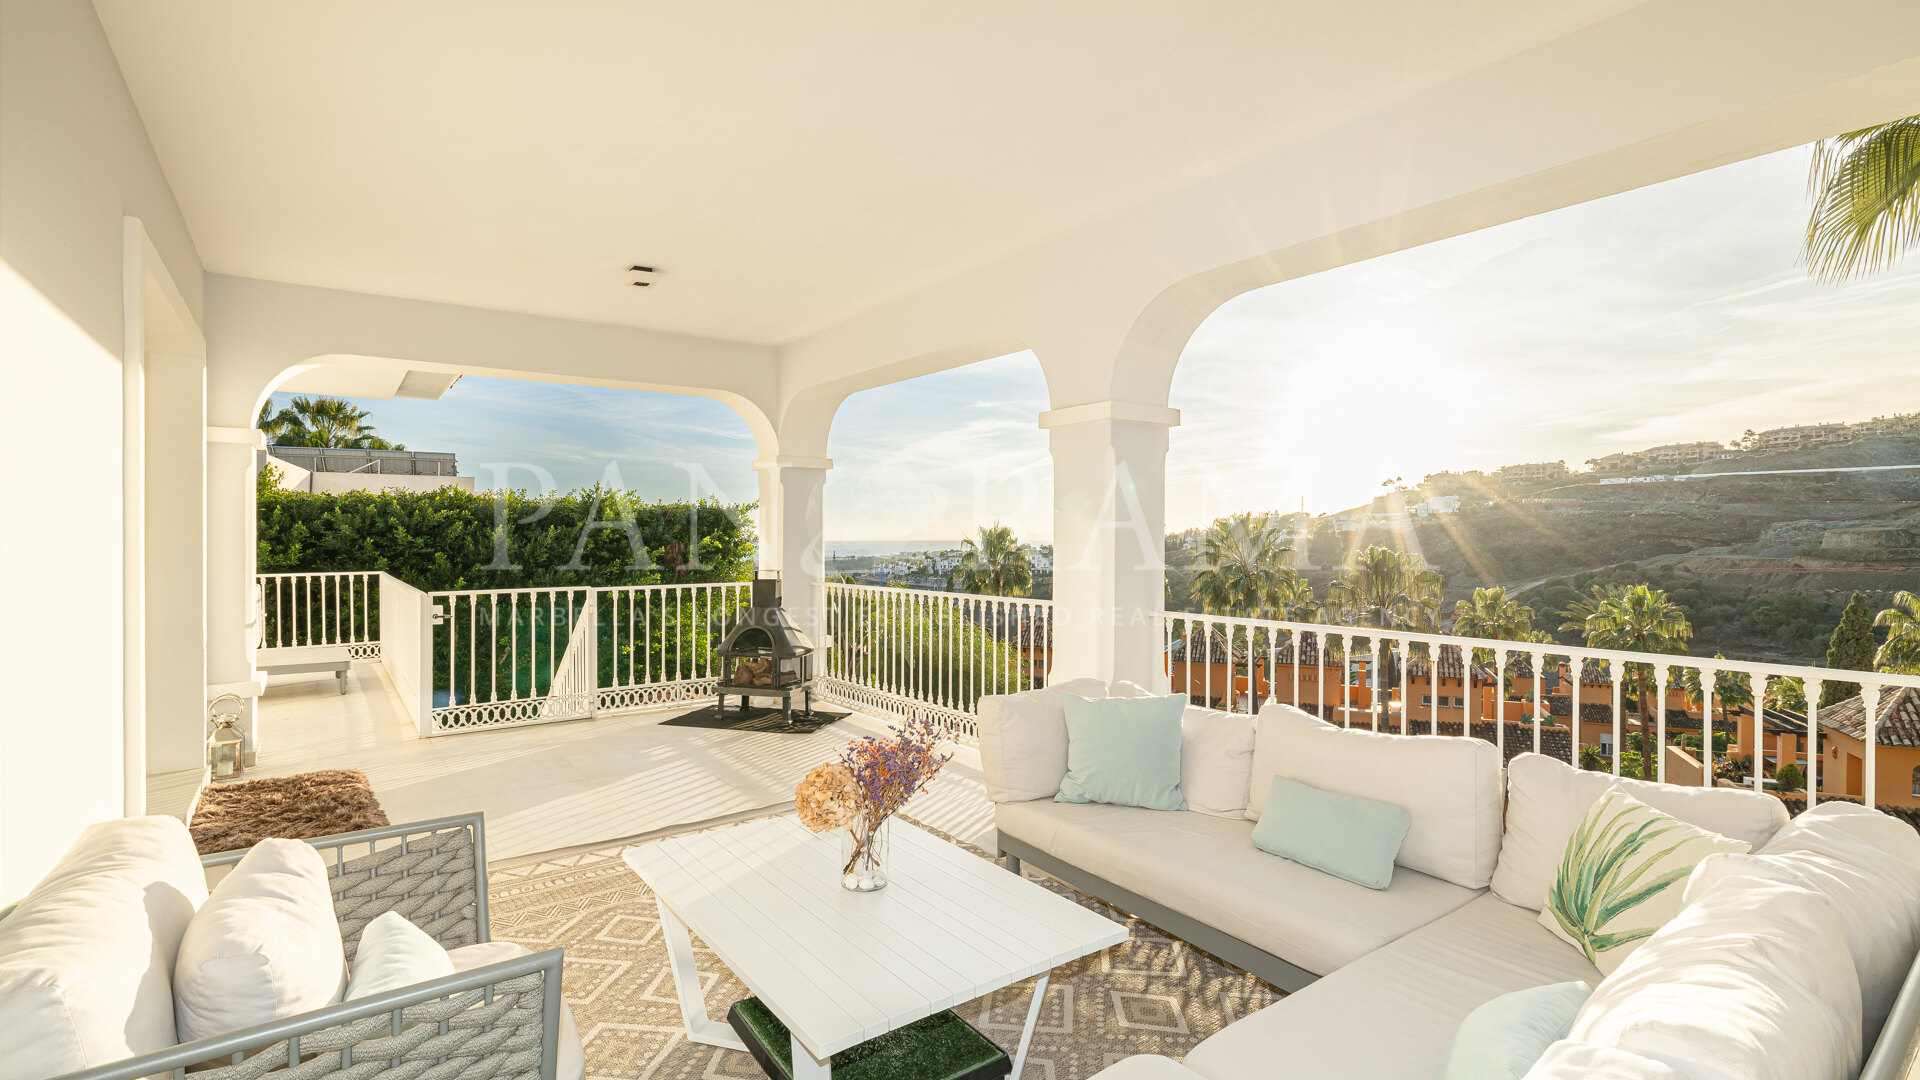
[
  {"left": 1754, "top": 801, "right": 1920, "bottom": 1048},
  {"left": 0, "top": 816, "right": 208, "bottom": 1080},
  {"left": 1245, "top": 701, "right": 1503, "bottom": 889},
  {"left": 1491, "top": 752, "right": 1788, "bottom": 912},
  {"left": 976, "top": 677, "right": 1106, "bottom": 803},
  {"left": 1568, "top": 853, "right": 1862, "bottom": 1080},
  {"left": 1178, "top": 707, "right": 1255, "bottom": 818},
  {"left": 344, "top": 911, "right": 456, "bottom": 1001},
  {"left": 174, "top": 838, "right": 346, "bottom": 1041},
  {"left": 1536, "top": 789, "right": 1748, "bottom": 975}
]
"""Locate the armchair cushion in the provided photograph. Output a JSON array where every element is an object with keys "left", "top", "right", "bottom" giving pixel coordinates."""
[
  {"left": 173, "top": 838, "right": 345, "bottom": 1042},
  {"left": 0, "top": 816, "right": 207, "bottom": 1080}
]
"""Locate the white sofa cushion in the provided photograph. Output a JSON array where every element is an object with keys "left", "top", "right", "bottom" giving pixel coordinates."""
[
  {"left": 1525, "top": 1041, "right": 1686, "bottom": 1079},
  {"left": 1245, "top": 703, "right": 1503, "bottom": 890},
  {"left": 1754, "top": 801, "right": 1920, "bottom": 1048},
  {"left": 0, "top": 816, "right": 208, "bottom": 1080},
  {"left": 1179, "top": 708, "right": 1255, "bottom": 818},
  {"left": 1567, "top": 854, "right": 1861, "bottom": 1080},
  {"left": 976, "top": 677, "right": 1106, "bottom": 803},
  {"left": 1180, "top": 894, "right": 1600, "bottom": 1080},
  {"left": 995, "top": 799, "right": 1477, "bottom": 977},
  {"left": 1490, "top": 753, "right": 1788, "bottom": 912},
  {"left": 449, "top": 942, "right": 586, "bottom": 1080},
  {"left": 1083, "top": 1056, "right": 1207, "bottom": 1080},
  {"left": 1536, "top": 790, "right": 1749, "bottom": 975},
  {"left": 174, "top": 838, "right": 346, "bottom": 1042}
]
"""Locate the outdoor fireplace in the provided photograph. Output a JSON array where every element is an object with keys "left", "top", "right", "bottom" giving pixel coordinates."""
[{"left": 714, "top": 573, "right": 816, "bottom": 722}]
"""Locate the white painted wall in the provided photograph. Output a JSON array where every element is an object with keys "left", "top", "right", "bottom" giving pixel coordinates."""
[
  {"left": 0, "top": 0, "right": 204, "bottom": 903},
  {"left": 306, "top": 473, "right": 476, "bottom": 495}
]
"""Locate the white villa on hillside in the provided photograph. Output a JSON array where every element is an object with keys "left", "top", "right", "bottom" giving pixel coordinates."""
[{"left": 9, "top": 5, "right": 1920, "bottom": 1080}]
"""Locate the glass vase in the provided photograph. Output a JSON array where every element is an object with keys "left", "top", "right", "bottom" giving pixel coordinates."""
[{"left": 839, "top": 817, "right": 890, "bottom": 892}]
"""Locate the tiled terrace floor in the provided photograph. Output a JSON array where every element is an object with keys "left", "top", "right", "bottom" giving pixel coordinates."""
[{"left": 247, "top": 662, "right": 997, "bottom": 862}]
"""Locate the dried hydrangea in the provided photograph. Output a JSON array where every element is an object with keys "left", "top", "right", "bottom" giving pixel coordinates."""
[{"left": 794, "top": 761, "right": 860, "bottom": 833}]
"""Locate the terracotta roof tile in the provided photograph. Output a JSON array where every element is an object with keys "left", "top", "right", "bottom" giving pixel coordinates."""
[{"left": 1818, "top": 686, "right": 1920, "bottom": 748}]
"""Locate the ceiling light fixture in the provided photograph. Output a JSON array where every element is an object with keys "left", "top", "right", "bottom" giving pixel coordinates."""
[{"left": 627, "top": 265, "right": 657, "bottom": 287}]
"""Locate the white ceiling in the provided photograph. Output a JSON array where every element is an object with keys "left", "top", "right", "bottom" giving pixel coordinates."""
[{"left": 94, "top": 1, "right": 1642, "bottom": 345}]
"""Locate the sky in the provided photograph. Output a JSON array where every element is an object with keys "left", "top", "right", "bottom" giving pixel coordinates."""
[{"left": 272, "top": 143, "right": 1920, "bottom": 546}]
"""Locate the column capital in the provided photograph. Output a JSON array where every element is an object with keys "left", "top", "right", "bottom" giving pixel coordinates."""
[
  {"left": 1037, "top": 400, "right": 1181, "bottom": 430},
  {"left": 752, "top": 455, "right": 834, "bottom": 471}
]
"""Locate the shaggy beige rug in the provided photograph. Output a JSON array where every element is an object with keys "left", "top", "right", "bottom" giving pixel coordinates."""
[
  {"left": 190, "top": 769, "right": 390, "bottom": 855},
  {"left": 486, "top": 817, "right": 1281, "bottom": 1080}
]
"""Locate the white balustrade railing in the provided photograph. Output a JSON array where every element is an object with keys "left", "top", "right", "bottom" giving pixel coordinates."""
[
  {"left": 594, "top": 582, "right": 752, "bottom": 713},
  {"left": 1156, "top": 611, "right": 1920, "bottom": 807},
  {"left": 819, "top": 583, "right": 1053, "bottom": 742},
  {"left": 257, "top": 572, "right": 382, "bottom": 658},
  {"left": 425, "top": 581, "right": 751, "bottom": 735}
]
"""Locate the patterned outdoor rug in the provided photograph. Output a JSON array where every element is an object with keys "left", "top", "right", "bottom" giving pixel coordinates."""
[{"left": 486, "top": 817, "right": 1282, "bottom": 1080}]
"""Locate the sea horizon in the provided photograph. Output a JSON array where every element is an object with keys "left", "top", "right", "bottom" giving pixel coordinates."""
[{"left": 824, "top": 538, "right": 1050, "bottom": 557}]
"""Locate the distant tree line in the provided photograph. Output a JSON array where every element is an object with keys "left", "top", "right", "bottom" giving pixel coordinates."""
[{"left": 258, "top": 464, "right": 755, "bottom": 592}]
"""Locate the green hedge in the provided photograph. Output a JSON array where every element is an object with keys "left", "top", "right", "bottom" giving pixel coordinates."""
[{"left": 258, "top": 468, "right": 755, "bottom": 591}]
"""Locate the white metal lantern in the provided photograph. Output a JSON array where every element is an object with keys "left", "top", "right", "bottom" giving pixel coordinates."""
[{"left": 207, "top": 693, "right": 247, "bottom": 781}]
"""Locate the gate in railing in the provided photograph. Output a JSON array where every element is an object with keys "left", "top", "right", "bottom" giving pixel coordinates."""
[
  {"left": 594, "top": 582, "right": 752, "bottom": 713},
  {"left": 1155, "top": 610, "right": 1920, "bottom": 807},
  {"left": 426, "top": 582, "right": 751, "bottom": 734},
  {"left": 257, "top": 572, "right": 382, "bottom": 659},
  {"left": 819, "top": 582, "right": 1053, "bottom": 742}
]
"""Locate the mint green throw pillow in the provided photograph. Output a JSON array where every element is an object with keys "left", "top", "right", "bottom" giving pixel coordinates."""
[
  {"left": 1250, "top": 776, "right": 1409, "bottom": 889},
  {"left": 1054, "top": 693, "right": 1186, "bottom": 811},
  {"left": 1436, "top": 981, "right": 1593, "bottom": 1080}
]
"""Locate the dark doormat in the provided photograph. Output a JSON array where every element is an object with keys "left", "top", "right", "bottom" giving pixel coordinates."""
[{"left": 661, "top": 703, "right": 851, "bottom": 734}]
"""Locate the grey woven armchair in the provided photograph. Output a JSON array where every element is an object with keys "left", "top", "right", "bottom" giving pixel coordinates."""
[{"left": 54, "top": 813, "right": 564, "bottom": 1080}]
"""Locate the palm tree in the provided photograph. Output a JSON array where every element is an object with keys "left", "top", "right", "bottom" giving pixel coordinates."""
[
  {"left": 1325, "top": 546, "right": 1443, "bottom": 631},
  {"left": 1452, "top": 586, "right": 1537, "bottom": 668},
  {"left": 1190, "top": 513, "right": 1300, "bottom": 619},
  {"left": 950, "top": 523, "right": 1034, "bottom": 597},
  {"left": 1875, "top": 590, "right": 1920, "bottom": 674},
  {"left": 1564, "top": 584, "right": 1693, "bottom": 780},
  {"left": 1805, "top": 117, "right": 1920, "bottom": 281},
  {"left": 257, "top": 395, "right": 405, "bottom": 449},
  {"left": 1451, "top": 587, "right": 1535, "bottom": 641}
]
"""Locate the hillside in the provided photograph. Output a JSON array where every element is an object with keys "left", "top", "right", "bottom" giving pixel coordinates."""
[{"left": 1312, "top": 436, "right": 1920, "bottom": 664}]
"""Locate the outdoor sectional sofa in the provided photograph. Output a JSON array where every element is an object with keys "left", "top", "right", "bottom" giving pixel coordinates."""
[
  {"left": 979, "top": 679, "right": 1920, "bottom": 1079},
  {"left": 0, "top": 812, "right": 583, "bottom": 1080}
]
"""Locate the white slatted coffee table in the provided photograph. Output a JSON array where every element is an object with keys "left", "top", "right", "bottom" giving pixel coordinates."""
[{"left": 623, "top": 815, "right": 1126, "bottom": 1079}]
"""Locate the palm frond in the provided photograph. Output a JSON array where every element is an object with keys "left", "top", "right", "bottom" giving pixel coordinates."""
[{"left": 1806, "top": 117, "right": 1920, "bottom": 281}]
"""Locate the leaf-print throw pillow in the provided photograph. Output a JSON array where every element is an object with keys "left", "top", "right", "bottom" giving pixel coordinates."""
[{"left": 1538, "top": 788, "right": 1749, "bottom": 974}]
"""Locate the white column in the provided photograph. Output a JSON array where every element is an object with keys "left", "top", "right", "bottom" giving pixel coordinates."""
[
  {"left": 1042, "top": 400, "right": 1179, "bottom": 688},
  {"left": 752, "top": 456, "right": 832, "bottom": 648},
  {"left": 144, "top": 355, "right": 209, "bottom": 774},
  {"left": 206, "top": 428, "right": 265, "bottom": 763}
]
